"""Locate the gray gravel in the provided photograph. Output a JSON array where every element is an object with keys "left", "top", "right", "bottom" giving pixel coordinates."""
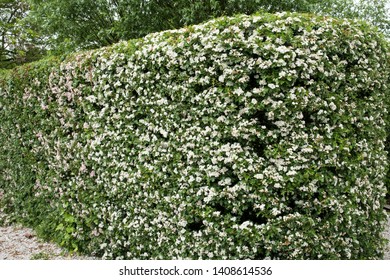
[
  {"left": 383, "top": 213, "right": 390, "bottom": 260},
  {"left": 0, "top": 224, "right": 96, "bottom": 260}
]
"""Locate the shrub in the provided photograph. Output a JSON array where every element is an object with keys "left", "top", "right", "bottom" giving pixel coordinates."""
[{"left": 0, "top": 12, "right": 389, "bottom": 259}]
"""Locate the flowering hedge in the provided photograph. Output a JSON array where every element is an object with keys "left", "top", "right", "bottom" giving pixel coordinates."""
[{"left": 0, "top": 12, "right": 389, "bottom": 259}]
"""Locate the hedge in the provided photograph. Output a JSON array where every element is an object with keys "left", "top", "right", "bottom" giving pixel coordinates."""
[{"left": 0, "top": 11, "right": 389, "bottom": 260}]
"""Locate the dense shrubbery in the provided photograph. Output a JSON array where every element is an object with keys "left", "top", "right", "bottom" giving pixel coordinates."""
[{"left": 0, "top": 12, "right": 389, "bottom": 259}]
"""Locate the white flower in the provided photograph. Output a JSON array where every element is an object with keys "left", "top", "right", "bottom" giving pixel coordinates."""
[
  {"left": 231, "top": 127, "right": 239, "bottom": 137},
  {"left": 85, "top": 95, "right": 97, "bottom": 103},
  {"left": 279, "top": 70, "right": 287, "bottom": 78},
  {"left": 218, "top": 177, "right": 232, "bottom": 186},
  {"left": 239, "top": 221, "right": 253, "bottom": 230},
  {"left": 271, "top": 208, "right": 281, "bottom": 216},
  {"left": 79, "top": 163, "right": 87, "bottom": 173},
  {"left": 301, "top": 147, "right": 313, "bottom": 153},
  {"left": 286, "top": 170, "right": 297, "bottom": 176},
  {"left": 268, "top": 83, "right": 277, "bottom": 89},
  {"left": 234, "top": 87, "right": 244, "bottom": 95},
  {"left": 329, "top": 102, "right": 337, "bottom": 111},
  {"left": 178, "top": 220, "right": 188, "bottom": 227},
  {"left": 275, "top": 46, "right": 290, "bottom": 54},
  {"left": 160, "top": 129, "right": 168, "bottom": 138},
  {"left": 254, "top": 174, "right": 264, "bottom": 180},
  {"left": 213, "top": 211, "right": 221, "bottom": 217}
]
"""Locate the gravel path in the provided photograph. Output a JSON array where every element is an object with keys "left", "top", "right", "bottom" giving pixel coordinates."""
[
  {"left": 383, "top": 214, "right": 390, "bottom": 260},
  {"left": 1, "top": 214, "right": 389, "bottom": 260},
  {"left": 0, "top": 224, "right": 96, "bottom": 260}
]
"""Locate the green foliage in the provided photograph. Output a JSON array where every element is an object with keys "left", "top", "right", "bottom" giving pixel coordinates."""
[
  {"left": 1, "top": 0, "right": 388, "bottom": 67},
  {"left": 384, "top": 40, "right": 390, "bottom": 198},
  {"left": 0, "top": 12, "right": 389, "bottom": 260},
  {"left": 30, "top": 252, "right": 50, "bottom": 260},
  {"left": 26, "top": 0, "right": 390, "bottom": 54},
  {"left": 341, "top": 0, "right": 390, "bottom": 36},
  {"left": 0, "top": 0, "right": 45, "bottom": 69}
]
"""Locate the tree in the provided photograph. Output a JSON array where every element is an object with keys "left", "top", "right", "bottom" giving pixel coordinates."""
[
  {"left": 0, "top": 0, "right": 44, "bottom": 69},
  {"left": 21, "top": 0, "right": 390, "bottom": 56},
  {"left": 25, "top": 0, "right": 328, "bottom": 53},
  {"left": 348, "top": 0, "right": 389, "bottom": 36},
  {"left": 26, "top": 0, "right": 122, "bottom": 53},
  {"left": 312, "top": 0, "right": 389, "bottom": 36}
]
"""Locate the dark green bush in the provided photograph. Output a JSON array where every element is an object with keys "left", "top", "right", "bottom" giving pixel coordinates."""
[{"left": 0, "top": 12, "right": 389, "bottom": 259}]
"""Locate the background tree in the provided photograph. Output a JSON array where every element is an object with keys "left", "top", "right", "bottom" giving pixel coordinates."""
[
  {"left": 0, "top": 0, "right": 44, "bottom": 69},
  {"left": 19, "top": 0, "right": 390, "bottom": 57},
  {"left": 317, "top": 0, "right": 390, "bottom": 36}
]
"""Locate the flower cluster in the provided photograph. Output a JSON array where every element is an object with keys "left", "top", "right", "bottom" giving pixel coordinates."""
[{"left": 0, "top": 11, "right": 389, "bottom": 259}]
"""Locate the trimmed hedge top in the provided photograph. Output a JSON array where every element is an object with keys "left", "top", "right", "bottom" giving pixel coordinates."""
[{"left": 0, "top": 12, "right": 389, "bottom": 259}]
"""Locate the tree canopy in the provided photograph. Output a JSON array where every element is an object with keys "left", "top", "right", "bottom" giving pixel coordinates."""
[
  {"left": 0, "top": 0, "right": 44, "bottom": 69},
  {"left": 1, "top": 0, "right": 389, "bottom": 68}
]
